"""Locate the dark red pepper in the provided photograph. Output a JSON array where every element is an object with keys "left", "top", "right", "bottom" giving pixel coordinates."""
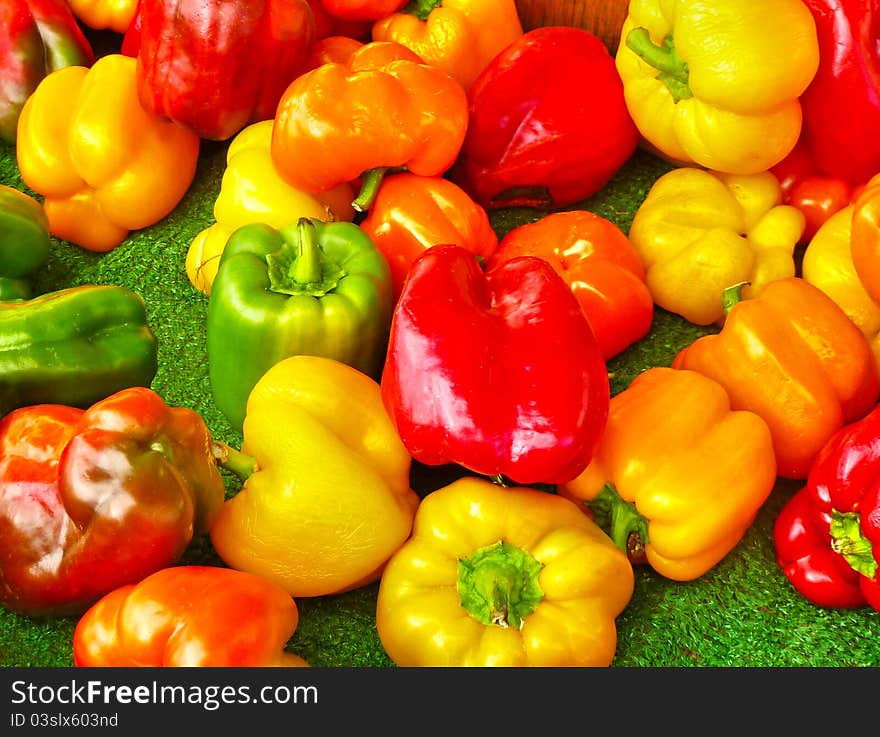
[
  {"left": 449, "top": 26, "right": 639, "bottom": 211},
  {"left": 380, "top": 244, "right": 610, "bottom": 486},
  {"left": 0, "top": 0, "right": 95, "bottom": 143},
  {"left": 774, "top": 403, "right": 880, "bottom": 610},
  {"left": 798, "top": 0, "right": 880, "bottom": 184}
]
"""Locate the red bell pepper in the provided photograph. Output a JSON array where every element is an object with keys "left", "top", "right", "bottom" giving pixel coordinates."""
[
  {"left": 317, "top": 0, "right": 406, "bottom": 21},
  {"left": 774, "top": 403, "right": 880, "bottom": 610},
  {"left": 449, "top": 26, "right": 639, "bottom": 211},
  {"left": 0, "top": 0, "right": 95, "bottom": 143},
  {"left": 798, "top": 0, "right": 880, "bottom": 184},
  {"left": 0, "top": 387, "right": 226, "bottom": 617},
  {"left": 126, "top": 0, "right": 315, "bottom": 141},
  {"left": 380, "top": 244, "right": 610, "bottom": 486}
]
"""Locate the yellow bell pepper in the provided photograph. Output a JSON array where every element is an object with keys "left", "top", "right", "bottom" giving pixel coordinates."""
[
  {"left": 615, "top": 0, "right": 819, "bottom": 174},
  {"left": 628, "top": 167, "right": 805, "bottom": 325},
  {"left": 16, "top": 54, "right": 200, "bottom": 253},
  {"left": 558, "top": 367, "right": 777, "bottom": 582},
  {"left": 186, "top": 120, "right": 355, "bottom": 295},
  {"left": 67, "top": 0, "right": 137, "bottom": 33},
  {"left": 209, "top": 354, "right": 420, "bottom": 598},
  {"left": 802, "top": 205, "right": 880, "bottom": 376},
  {"left": 375, "top": 476, "right": 634, "bottom": 667},
  {"left": 371, "top": 0, "right": 523, "bottom": 91}
]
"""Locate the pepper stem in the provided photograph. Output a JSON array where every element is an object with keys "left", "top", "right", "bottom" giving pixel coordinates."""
[
  {"left": 830, "top": 509, "right": 878, "bottom": 579},
  {"left": 352, "top": 167, "right": 389, "bottom": 213},
  {"left": 626, "top": 28, "right": 692, "bottom": 103},
  {"left": 586, "top": 483, "right": 649, "bottom": 564},
  {"left": 266, "top": 218, "right": 346, "bottom": 297},
  {"left": 721, "top": 281, "right": 749, "bottom": 316},
  {"left": 402, "top": 0, "right": 442, "bottom": 20},
  {"left": 292, "top": 218, "right": 322, "bottom": 284},
  {"left": 212, "top": 441, "right": 257, "bottom": 481},
  {"left": 457, "top": 540, "right": 544, "bottom": 629}
]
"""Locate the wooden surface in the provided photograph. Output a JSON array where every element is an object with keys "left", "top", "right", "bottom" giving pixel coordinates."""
[{"left": 515, "top": 0, "right": 629, "bottom": 51}]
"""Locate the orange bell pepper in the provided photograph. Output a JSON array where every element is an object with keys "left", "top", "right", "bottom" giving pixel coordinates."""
[
  {"left": 359, "top": 172, "right": 498, "bottom": 302},
  {"left": 851, "top": 172, "right": 880, "bottom": 306},
  {"left": 486, "top": 210, "right": 654, "bottom": 360},
  {"left": 73, "top": 566, "right": 308, "bottom": 667},
  {"left": 67, "top": 0, "right": 137, "bottom": 33},
  {"left": 558, "top": 367, "right": 777, "bottom": 581},
  {"left": 15, "top": 53, "right": 200, "bottom": 252},
  {"left": 371, "top": 0, "right": 523, "bottom": 91},
  {"left": 672, "top": 277, "right": 880, "bottom": 479},
  {"left": 271, "top": 40, "right": 468, "bottom": 211}
]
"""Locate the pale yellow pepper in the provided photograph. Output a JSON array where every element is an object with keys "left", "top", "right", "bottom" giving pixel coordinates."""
[
  {"left": 615, "top": 0, "right": 819, "bottom": 174},
  {"left": 628, "top": 167, "right": 805, "bottom": 325},
  {"left": 186, "top": 120, "right": 355, "bottom": 295},
  {"left": 802, "top": 205, "right": 880, "bottom": 376}
]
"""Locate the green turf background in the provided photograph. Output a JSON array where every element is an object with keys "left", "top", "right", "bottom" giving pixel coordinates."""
[{"left": 1, "top": 29, "right": 879, "bottom": 668}]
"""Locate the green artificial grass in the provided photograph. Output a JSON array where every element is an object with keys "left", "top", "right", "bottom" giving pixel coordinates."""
[{"left": 1, "top": 51, "right": 880, "bottom": 667}]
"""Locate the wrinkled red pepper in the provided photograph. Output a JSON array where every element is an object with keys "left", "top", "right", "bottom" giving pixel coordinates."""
[
  {"left": 0, "top": 387, "right": 226, "bottom": 616},
  {"left": 798, "top": 0, "right": 880, "bottom": 184},
  {"left": 0, "top": 0, "right": 95, "bottom": 143},
  {"left": 774, "top": 403, "right": 880, "bottom": 610},
  {"left": 126, "top": 0, "right": 315, "bottom": 140},
  {"left": 449, "top": 26, "right": 639, "bottom": 211},
  {"left": 381, "top": 244, "right": 610, "bottom": 486}
]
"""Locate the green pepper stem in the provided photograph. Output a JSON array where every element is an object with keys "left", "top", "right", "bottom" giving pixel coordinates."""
[
  {"left": 626, "top": 27, "right": 692, "bottom": 102},
  {"left": 402, "top": 0, "right": 442, "bottom": 20},
  {"left": 830, "top": 509, "right": 878, "bottom": 579},
  {"left": 352, "top": 168, "right": 388, "bottom": 213},
  {"left": 587, "top": 483, "right": 649, "bottom": 564},
  {"left": 212, "top": 442, "right": 257, "bottom": 480},
  {"left": 293, "top": 218, "right": 322, "bottom": 284},
  {"left": 721, "top": 281, "right": 749, "bottom": 316}
]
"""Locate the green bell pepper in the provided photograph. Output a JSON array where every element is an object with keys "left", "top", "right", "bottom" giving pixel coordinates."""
[
  {"left": 0, "top": 284, "right": 159, "bottom": 415},
  {"left": 0, "top": 185, "right": 50, "bottom": 300},
  {"left": 207, "top": 217, "right": 393, "bottom": 431}
]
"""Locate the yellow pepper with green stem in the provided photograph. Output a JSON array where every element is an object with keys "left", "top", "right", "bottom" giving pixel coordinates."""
[
  {"left": 186, "top": 120, "right": 355, "bottom": 295},
  {"left": 615, "top": 0, "right": 819, "bottom": 174},
  {"left": 628, "top": 166, "right": 805, "bottom": 325}
]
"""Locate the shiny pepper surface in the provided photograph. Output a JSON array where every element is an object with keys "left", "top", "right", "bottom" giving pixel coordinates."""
[
  {"left": 68, "top": 0, "right": 137, "bottom": 32},
  {"left": 15, "top": 54, "right": 200, "bottom": 252},
  {"left": 376, "top": 476, "right": 634, "bottom": 667},
  {"left": 673, "top": 277, "right": 880, "bottom": 479},
  {"left": 0, "top": 387, "right": 225, "bottom": 616},
  {"left": 851, "top": 172, "right": 880, "bottom": 307}
]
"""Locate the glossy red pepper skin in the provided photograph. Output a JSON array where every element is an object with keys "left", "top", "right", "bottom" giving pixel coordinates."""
[
  {"left": 380, "top": 244, "right": 610, "bottom": 486},
  {"left": 798, "top": 0, "right": 880, "bottom": 183},
  {"left": 774, "top": 404, "right": 880, "bottom": 610},
  {"left": 0, "top": 387, "right": 225, "bottom": 617},
  {"left": 127, "top": 0, "right": 315, "bottom": 141},
  {"left": 317, "top": 0, "right": 405, "bottom": 21},
  {"left": 0, "top": 0, "right": 95, "bottom": 143},
  {"left": 449, "top": 26, "right": 639, "bottom": 211}
]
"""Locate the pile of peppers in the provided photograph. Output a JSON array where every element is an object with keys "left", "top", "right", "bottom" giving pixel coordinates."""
[{"left": 1, "top": 0, "right": 880, "bottom": 672}]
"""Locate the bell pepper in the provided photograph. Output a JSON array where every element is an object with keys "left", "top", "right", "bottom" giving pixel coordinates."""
[
  {"left": 851, "top": 172, "right": 880, "bottom": 307},
  {"left": 797, "top": 0, "right": 880, "bottom": 184},
  {"left": 371, "top": 0, "right": 523, "bottom": 91},
  {"left": 0, "top": 387, "right": 226, "bottom": 616},
  {"left": 802, "top": 205, "right": 880, "bottom": 375},
  {"left": 375, "top": 476, "right": 634, "bottom": 667},
  {"left": 672, "top": 277, "right": 880, "bottom": 480},
  {"left": 627, "top": 167, "right": 805, "bottom": 325},
  {"left": 775, "top": 403, "right": 880, "bottom": 610},
  {"left": 358, "top": 172, "right": 498, "bottom": 304},
  {"left": 15, "top": 53, "right": 201, "bottom": 252},
  {"left": 0, "top": 185, "right": 50, "bottom": 300},
  {"left": 0, "top": 285, "right": 158, "bottom": 416},
  {"left": 271, "top": 40, "right": 468, "bottom": 211},
  {"left": 381, "top": 243, "right": 609, "bottom": 486},
  {"left": 210, "top": 355, "right": 420, "bottom": 598},
  {"left": 449, "top": 25, "right": 639, "bottom": 211},
  {"left": 558, "top": 367, "right": 777, "bottom": 581},
  {"left": 614, "top": 0, "right": 819, "bottom": 174},
  {"left": 0, "top": 0, "right": 95, "bottom": 144},
  {"left": 73, "top": 566, "right": 309, "bottom": 666},
  {"left": 186, "top": 120, "right": 355, "bottom": 296},
  {"left": 207, "top": 218, "right": 392, "bottom": 432},
  {"left": 486, "top": 210, "right": 653, "bottom": 361},
  {"left": 128, "top": 0, "right": 315, "bottom": 141},
  {"left": 304, "top": 35, "right": 367, "bottom": 70},
  {"left": 305, "top": 0, "right": 372, "bottom": 40},
  {"left": 318, "top": 0, "right": 406, "bottom": 21},
  {"left": 67, "top": 0, "right": 138, "bottom": 33}
]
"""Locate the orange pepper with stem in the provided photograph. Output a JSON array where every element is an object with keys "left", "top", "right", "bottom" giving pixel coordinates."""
[
  {"left": 851, "top": 172, "right": 880, "bottom": 307},
  {"left": 672, "top": 277, "right": 880, "bottom": 480},
  {"left": 486, "top": 210, "right": 653, "bottom": 361},
  {"left": 371, "top": 0, "right": 523, "bottom": 91},
  {"left": 270, "top": 40, "right": 468, "bottom": 212},
  {"left": 15, "top": 53, "right": 200, "bottom": 252}
]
